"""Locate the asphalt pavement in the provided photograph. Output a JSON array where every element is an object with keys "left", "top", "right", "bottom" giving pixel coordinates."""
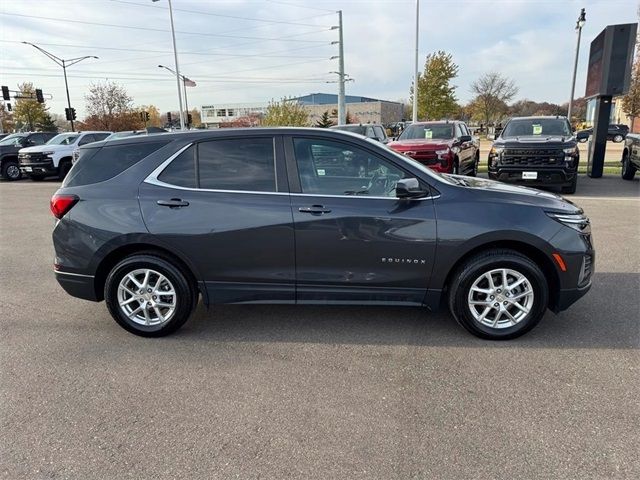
[{"left": 1, "top": 175, "right": 638, "bottom": 479}]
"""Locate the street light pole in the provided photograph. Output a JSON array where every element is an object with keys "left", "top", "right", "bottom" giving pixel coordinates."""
[
  {"left": 159, "top": 64, "right": 194, "bottom": 128},
  {"left": 337, "top": 10, "right": 346, "bottom": 125},
  {"left": 22, "top": 42, "right": 98, "bottom": 131},
  {"left": 568, "top": 8, "right": 586, "bottom": 125},
  {"left": 412, "top": 0, "right": 420, "bottom": 123},
  {"left": 153, "top": 0, "right": 185, "bottom": 129}
]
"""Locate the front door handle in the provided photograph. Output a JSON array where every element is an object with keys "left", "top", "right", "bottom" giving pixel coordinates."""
[
  {"left": 299, "top": 205, "right": 331, "bottom": 215},
  {"left": 157, "top": 198, "right": 189, "bottom": 208}
]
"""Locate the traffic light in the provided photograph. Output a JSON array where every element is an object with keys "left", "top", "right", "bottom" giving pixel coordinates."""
[
  {"left": 65, "top": 108, "right": 77, "bottom": 121},
  {"left": 2, "top": 85, "right": 9, "bottom": 101},
  {"left": 187, "top": 113, "right": 192, "bottom": 126},
  {"left": 145, "top": 111, "right": 150, "bottom": 121},
  {"left": 166, "top": 112, "right": 172, "bottom": 124},
  {"left": 6, "top": 103, "right": 11, "bottom": 112},
  {"left": 35, "top": 88, "right": 44, "bottom": 103}
]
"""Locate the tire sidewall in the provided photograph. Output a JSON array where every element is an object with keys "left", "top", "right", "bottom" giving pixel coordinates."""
[
  {"left": 450, "top": 254, "right": 549, "bottom": 340},
  {"left": 104, "top": 255, "right": 194, "bottom": 337},
  {"left": 613, "top": 135, "right": 624, "bottom": 143},
  {"left": 2, "top": 161, "right": 21, "bottom": 181}
]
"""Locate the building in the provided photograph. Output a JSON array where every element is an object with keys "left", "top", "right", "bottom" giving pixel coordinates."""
[{"left": 201, "top": 93, "right": 404, "bottom": 128}]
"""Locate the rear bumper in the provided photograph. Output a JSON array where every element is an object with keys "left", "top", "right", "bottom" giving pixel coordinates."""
[
  {"left": 488, "top": 167, "right": 576, "bottom": 186},
  {"left": 54, "top": 271, "right": 99, "bottom": 302}
]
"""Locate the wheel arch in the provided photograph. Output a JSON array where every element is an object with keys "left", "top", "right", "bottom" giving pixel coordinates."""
[
  {"left": 440, "top": 239, "right": 560, "bottom": 311},
  {"left": 92, "top": 242, "right": 204, "bottom": 303}
]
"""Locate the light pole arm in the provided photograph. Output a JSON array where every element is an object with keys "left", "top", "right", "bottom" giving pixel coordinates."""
[
  {"left": 65, "top": 56, "right": 99, "bottom": 67},
  {"left": 22, "top": 42, "right": 63, "bottom": 67}
]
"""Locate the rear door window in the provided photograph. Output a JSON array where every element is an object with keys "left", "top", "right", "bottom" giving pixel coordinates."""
[
  {"left": 64, "top": 140, "right": 169, "bottom": 187},
  {"left": 197, "top": 137, "right": 276, "bottom": 192}
]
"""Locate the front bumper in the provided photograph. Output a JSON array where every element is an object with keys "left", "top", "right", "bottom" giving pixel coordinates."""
[
  {"left": 19, "top": 159, "right": 57, "bottom": 176},
  {"left": 555, "top": 281, "right": 592, "bottom": 312},
  {"left": 488, "top": 167, "right": 577, "bottom": 186}
]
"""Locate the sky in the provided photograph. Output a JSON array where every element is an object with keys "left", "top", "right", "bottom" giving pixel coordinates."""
[{"left": 0, "top": 0, "right": 637, "bottom": 120}]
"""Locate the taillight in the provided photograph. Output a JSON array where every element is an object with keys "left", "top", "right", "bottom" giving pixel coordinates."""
[{"left": 50, "top": 194, "right": 78, "bottom": 219}]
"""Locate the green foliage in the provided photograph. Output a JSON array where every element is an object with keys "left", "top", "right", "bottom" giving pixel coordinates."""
[
  {"left": 262, "top": 98, "right": 309, "bottom": 127},
  {"left": 13, "top": 82, "right": 48, "bottom": 131},
  {"left": 315, "top": 110, "right": 334, "bottom": 128},
  {"left": 36, "top": 112, "right": 58, "bottom": 132},
  {"left": 410, "top": 51, "right": 459, "bottom": 120}
]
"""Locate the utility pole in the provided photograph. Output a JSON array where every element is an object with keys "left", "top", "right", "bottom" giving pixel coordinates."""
[
  {"left": 337, "top": 10, "right": 346, "bottom": 126},
  {"left": 412, "top": 0, "right": 420, "bottom": 123},
  {"left": 22, "top": 42, "right": 97, "bottom": 132},
  {"left": 568, "top": 8, "right": 586, "bottom": 124}
]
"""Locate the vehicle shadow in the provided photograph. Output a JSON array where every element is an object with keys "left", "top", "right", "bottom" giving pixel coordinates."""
[{"left": 170, "top": 272, "right": 639, "bottom": 350}]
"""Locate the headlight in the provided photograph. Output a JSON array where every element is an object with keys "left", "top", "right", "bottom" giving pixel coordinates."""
[
  {"left": 490, "top": 146, "right": 505, "bottom": 154},
  {"left": 563, "top": 147, "right": 579, "bottom": 155},
  {"left": 435, "top": 149, "right": 450, "bottom": 155},
  {"left": 546, "top": 212, "right": 590, "bottom": 233},
  {"left": 42, "top": 151, "right": 55, "bottom": 155}
]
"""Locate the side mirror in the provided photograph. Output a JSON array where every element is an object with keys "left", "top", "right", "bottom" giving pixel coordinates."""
[
  {"left": 459, "top": 135, "right": 472, "bottom": 143},
  {"left": 396, "top": 178, "right": 428, "bottom": 199}
]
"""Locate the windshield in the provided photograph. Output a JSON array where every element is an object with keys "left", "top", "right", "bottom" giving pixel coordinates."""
[
  {"left": 502, "top": 118, "right": 571, "bottom": 138},
  {"left": 398, "top": 124, "right": 454, "bottom": 140},
  {"left": 0, "top": 134, "right": 26, "bottom": 146},
  {"left": 47, "top": 133, "right": 80, "bottom": 145}
]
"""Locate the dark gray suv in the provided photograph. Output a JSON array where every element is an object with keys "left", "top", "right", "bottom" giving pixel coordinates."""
[{"left": 51, "top": 128, "right": 594, "bottom": 340}]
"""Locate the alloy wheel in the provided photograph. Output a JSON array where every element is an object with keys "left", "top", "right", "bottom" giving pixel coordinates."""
[
  {"left": 117, "top": 268, "right": 177, "bottom": 326},
  {"left": 467, "top": 268, "right": 534, "bottom": 329},
  {"left": 6, "top": 164, "right": 20, "bottom": 180}
]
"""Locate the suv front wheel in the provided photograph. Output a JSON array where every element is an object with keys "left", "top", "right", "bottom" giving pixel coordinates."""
[
  {"left": 105, "top": 254, "right": 197, "bottom": 337},
  {"left": 1, "top": 160, "right": 22, "bottom": 181},
  {"left": 448, "top": 249, "right": 549, "bottom": 340}
]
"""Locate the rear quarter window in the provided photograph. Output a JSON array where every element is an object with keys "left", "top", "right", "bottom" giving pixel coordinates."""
[{"left": 64, "top": 141, "right": 169, "bottom": 187}]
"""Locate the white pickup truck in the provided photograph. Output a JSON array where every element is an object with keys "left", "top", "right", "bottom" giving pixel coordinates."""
[{"left": 18, "top": 131, "right": 110, "bottom": 181}]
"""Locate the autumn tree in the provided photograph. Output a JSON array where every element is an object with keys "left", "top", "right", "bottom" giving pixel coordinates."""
[
  {"left": 189, "top": 108, "right": 202, "bottom": 128},
  {"left": 262, "top": 98, "right": 309, "bottom": 126},
  {"left": 84, "top": 81, "right": 138, "bottom": 131},
  {"left": 13, "top": 82, "right": 48, "bottom": 131},
  {"left": 622, "top": 57, "right": 640, "bottom": 129},
  {"left": 315, "top": 111, "right": 334, "bottom": 128},
  {"left": 0, "top": 103, "right": 14, "bottom": 133},
  {"left": 410, "top": 51, "right": 459, "bottom": 121},
  {"left": 470, "top": 72, "right": 518, "bottom": 127},
  {"left": 137, "top": 104, "right": 162, "bottom": 128}
]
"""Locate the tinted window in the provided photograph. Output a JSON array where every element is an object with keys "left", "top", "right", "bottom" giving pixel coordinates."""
[
  {"left": 64, "top": 141, "right": 169, "bottom": 187},
  {"left": 158, "top": 146, "right": 197, "bottom": 188},
  {"left": 94, "top": 133, "right": 110, "bottom": 141},
  {"left": 293, "top": 138, "right": 406, "bottom": 197},
  {"left": 78, "top": 135, "right": 95, "bottom": 146},
  {"left": 29, "top": 134, "right": 47, "bottom": 145},
  {"left": 197, "top": 138, "right": 275, "bottom": 192}
]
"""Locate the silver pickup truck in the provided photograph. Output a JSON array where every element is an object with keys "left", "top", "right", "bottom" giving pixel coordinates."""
[{"left": 622, "top": 133, "right": 640, "bottom": 180}]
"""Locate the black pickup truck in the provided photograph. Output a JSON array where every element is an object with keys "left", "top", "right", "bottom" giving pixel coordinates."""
[
  {"left": 488, "top": 116, "right": 580, "bottom": 194},
  {"left": 0, "top": 132, "right": 57, "bottom": 181}
]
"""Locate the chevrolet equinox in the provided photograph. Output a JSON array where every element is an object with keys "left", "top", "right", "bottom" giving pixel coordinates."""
[{"left": 51, "top": 129, "right": 594, "bottom": 340}]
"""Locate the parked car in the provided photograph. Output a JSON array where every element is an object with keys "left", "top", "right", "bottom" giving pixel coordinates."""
[
  {"left": 0, "top": 133, "right": 10, "bottom": 141},
  {"left": 19, "top": 131, "right": 110, "bottom": 180},
  {"left": 330, "top": 124, "right": 388, "bottom": 143},
  {"left": 621, "top": 133, "right": 640, "bottom": 180},
  {"left": 73, "top": 128, "right": 167, "bottom": 163},
  {"left": 488, "top": 116, "right": 580, "bottom": 194},
  {"left": 0, "top": 132, "right": 57, "bottom": 181},
  {"left": 51, "top": 128, "right": 593, "bottom": 340},
  {"left": 387, "top": 121, "right": 480, "bottom": 175},
  {"left": 576, "top": 123, "right": 629, "bottom": 143}
]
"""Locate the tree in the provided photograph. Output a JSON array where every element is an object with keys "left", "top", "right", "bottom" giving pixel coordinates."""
[
  {"left": 36, "top": 112, "right": 58, "bottom": 132},
  {"left": 137, "top": 104, "right": 162, "bottom": 128},
  {"left": 84, "top": 81, "right": 136, "bottom": 131},
  {"left": 262, "top": 98, "right": 308, "bottom": 126},
  {"left": 346, "top": 110, "right": 359, "bottom": 124},
  {"left": 315, "top": 110, "right": 334, "bottom": 128},
  {"left": 189, "top": 108, "right": 201, "bottom": 128},
  {"left": 409, "top": 51, "right": 459, "bottom": 120},
  {"left": 470, "top": 72, "right": 518, "bottom": 127},
  {"left": 0, "top": 103, "right": 14, "bottom": 133},
  {"left": 13, "top": 82, "right": 48, "bottom": 131},
  {"left": 622, "top": 56, "right": 640, "bottom": 130},
  {"left": 219, "top": 113, "right": 262, "bottom": 128}
]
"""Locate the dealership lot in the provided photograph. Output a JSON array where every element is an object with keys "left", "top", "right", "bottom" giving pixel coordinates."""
[{"left": 1, "top": 176, "right": 638, "bottom": 479}]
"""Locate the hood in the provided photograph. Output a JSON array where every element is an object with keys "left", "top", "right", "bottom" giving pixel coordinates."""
[
  {"left": 452, "top": 175, "right": 580, "bottom": 212},
  {"left": 0, "top": 144, "right": 21, "bottom": 154},
  {"left": 19, "top": 144, "right": 73, "bottom": 154},
  {"left": 388, "top": 139, "right": 453, "bottom": 150},
  {"left": 497, "top": 135, "right": 575, "bottom": 146}
]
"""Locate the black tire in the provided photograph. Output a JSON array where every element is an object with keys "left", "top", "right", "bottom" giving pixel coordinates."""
[
  {"left": 621, "top": 151, "right": 636, "bottom": 180},
  {"left": 452, "top": 158, "right": 459, "bottom": 175},
  {"left": 1, "top": 160, "right": 22, "bottom": 181},
  {"left": 613, "top": 134, "right": 624, "bottom": 143},
  {"left": 469, "top": 153, "right": 479, "bottom": 177},
  {"left": 561, "top": 176, "right": 578, "bottom": 194},
  {"left": 448, "top": 249, "right": 549, "bottom": 340},
  {"left": 104, "top": 254, "right": 196, "bottom": 337},
  {"left": 58, "top": 160, "right": 72, "bottom": 180},
  {"left": 28, "top": 174, "right": 46, "bottom": 181}
]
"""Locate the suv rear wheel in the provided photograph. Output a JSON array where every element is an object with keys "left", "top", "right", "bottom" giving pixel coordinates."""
[
  {"left": 105, "top": 254, "right": 196, "bottom": 337},
  {"left": 1, "top": 160, "right": 21, "bottom": 181},
  {"left": 448, "top": 249, "right": 549, "bottom": 340}
]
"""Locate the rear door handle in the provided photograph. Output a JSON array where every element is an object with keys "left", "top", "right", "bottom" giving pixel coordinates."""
[
  {"left": 299, "top": 205, "right": 331, "bottom": 215},
  {"left": 157, "top": 198, "right": 190, "bottom": 208}
]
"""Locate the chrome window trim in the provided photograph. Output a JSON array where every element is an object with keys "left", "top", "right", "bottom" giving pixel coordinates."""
[{"left": 144, "top": 142, "right": 439, "bottom": 200}]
